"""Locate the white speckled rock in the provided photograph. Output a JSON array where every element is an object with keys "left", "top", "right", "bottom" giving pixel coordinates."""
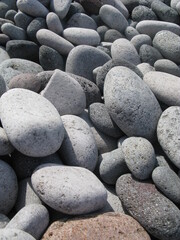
[
  {"left": 0, "top": 127, "right": 14, "bottom": 155},
  {"left": 0, "top": 160, "right": 18, "bottom": 214},
  {"left": 41, "top": 70, "right": 86, "bottom": 116},
  {"left": 122, "top": 137, "right": 157, "bottom": 180},
  {"left": 144, "top": 71, "right": 180, "bottom": 106},
  {"left": 157, "top": 106, "right": 180, "bottom": 169},
  {"left": 31, "top": 164, "right": 107, "bottom": 215},
  {"left": 104, "top": 66, "right": 162, "bottom": 141},
  {"left": 63, "top": 27, "right": 100, "bottom": 46},
  {"left": 59, "top": 115, "right": 98, "bottom": 171},
  {"left": 6, "top": 204, "right": 49, "bottom": 240},
  {"left": 46, "top": 12, "right": 63, "bottom": 35},
  {"left": 0, "top": 89, "right": 64, "bottom": 157},
  {"left": 50, "top": 0, "right": 71, "bottom": 19},
  {"left": 0, "top": 228, "right": 35, "bottom": 240},
  {"left": 111, "top": 39, "right": 141, "bottom": 66}
]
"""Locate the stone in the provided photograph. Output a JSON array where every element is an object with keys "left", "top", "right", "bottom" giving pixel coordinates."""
[
  {"left": 27, "top": 17, "right": 47, "bottom": 43},
  {"left": 66, "top": 45, "right": 111, "bottom": 82},
  {"left": 132, "top": 5, "right": 157, "bottom": 22},
  {"left": 104, "top": 29, "right": 124, "bottom": 42},
  {"left": 116, "top": 174, "right": 180, "bottom": 240},
  {"left": 139, "top": 44, "right": 163, "bottom": 66},
  {"left": 97, "top": 25, "right": 109, "bottom": 41},
  {"left": 63, "top": 27, "right": 100, "bottom": 46},
  {"left": 0, "top": 2, "right": 9, "bottom": 18},
  {"left": 104, "top": 66, "right": 162, "bottom": 141},
  {"left": 0, "top": 127, "right": 14, "bottom": 156},
  {"left": 131, "top": 34, "right": 152, "bottom": 52},
  {"left": 1, "top": 23, "right": 26, "bottom": 40},
  {"left": 0, "top": 75, "right": 6, "bottom": 97},
  {"left": 46, "top": 12, "right": 63, "bottom": 35},
  {"left": 0, "top": 47, "right": 10, "bottom": 64},
  {"left": 176, "top": 2, "right": 180, "bottom": 14},
  {"left": 8, "top": 73, "right": 41, "bottom": 93},
  {"left": 38, "top": 0, "right": 50, "bottom": 7},
  {"left": 120, "top": 0, "right": 139, "bottom": 12},
  {"left": 39, "top": 45, "right": 64, "bottom": 71},
  {"left": 66, "top": 13, "right": 97, "bottom": 30},
  {"left": 0, "top": 228, "right": 35, "bottom": 240},
  {"left": 42, "top": 212, "right": 150, "bottom": 240},
  {"left": 5, "top": 9, "right": 17, "bottom": 21},
  {"left": 0, "top": 18, "right": 14, "bottom": 29},
  {"left": 50, "top": 0, "right": 71, "bottom": 19},
  {"left": 0, "top": 58, "right": 43, "bottom": 86},
  {"left": 137, "top": 62, "right": 155, "bottom": 76},
  {"left": 67, "top": 2, "right": 85, "bottom": 19},
  {"left": 88, "top": 103, "right": 123, "bottom": 138},
  {"left": 143, "top": 71, "right": 180, "bottom": 106},
  {"left": 17, "top": 0, "right": 49, "bottom": 17},
  {"left": 157, "top": 106, "right": 180, "bottom": 169},
  {"left": 153, "top": 30, "right": 180, "bottom": 65},
  {"left": 0, "top": 214, "right": 9, "bottom": 229},
  {"left": 171, "top": 0, "right": 179, "bottom": 9},
  {"left": 0, "top": 160, "right": 18, "bottom": 214},
  {"left": 41, "top": 70, "right": 86, "bottom": 116},
  {"left": 6, "top": 204, "right": 49, "bottom": 240},
  {"left": 59, "top": 115, "right": 98, "bottom": 171},
  {"left": 6, "top": 40, "right": 39, "bottom": 62},
  {"left": 31, "top": 164, "right": 107, "bottom": 215},
  {"left": 111, "top": 38, "right": 141, "bottom": 65},
  {"left": 0, "top": 34, "right": 10, "bottom": 46},
  {"left": 152, "top": 166, "right": 180, "bottom": 204},
  {"left": 99, "top": 147, "right": 129, "bottom": 185},
  {"left": 124, "top": 26, "right": 139, "bottom": 40},
  {"left": 0, "top": 89, "right": 64, "bottom": 157},
  {"left": 136, "top": 20, "right": 180, "bottom": 38},
  {"left": 14, "top": 11, "right": 33, "bottom": 30},
  {"left": 154, "top": 59, "right": 180, "bottom": 77},
  {"left": 122, "top": 137, "right": 157, "bottom": 179},
  {"left": 36, "top": 29, "right": 74, "bottom": 56}
]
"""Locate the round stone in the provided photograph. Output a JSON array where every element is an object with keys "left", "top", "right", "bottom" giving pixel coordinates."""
[
  {"left": 14, "top": 11, "right": 33, "bottom": 30},
  {"left": 46, "top": 12, "right": 63, "bottom": 35},
  {"left": 139, "top": 44, "right": 163, "bottom": 66},
  {"left": 50, "top": 0, "right": 71, "bottom": 19},
  {"left": 0, "top": 229, "right": 35, "bottom": 240},
  {"left": 154, "top": 59, "right": 180, "bottom": 77},
  {"left": 27, "top": 17, "right": 47, "bottom": 43},
  {"left": 104, "top": 29, "right": 124, "bottom": 42},
  {"left": 132, "top": 5, "right": 157, "bottom": 22},
  {"left": 1, "top": 23, "right": 26, "bottom": 40},
  {"left": 137, "top": 62, "right": 155, "bottom": 76},
  {"left": 131, "top": 34, "right": 152, "bottom": 52},
  {"left": 124, "top": 26, "right": 139, "bottom": 40}
]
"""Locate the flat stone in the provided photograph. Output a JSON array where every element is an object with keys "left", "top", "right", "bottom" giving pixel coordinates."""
[
  {"left": 131, "top": 34, "right": 152, "bottom": 52},
  {"left": 31, "top": 164, "right": 107, "bottom": 215},
  {"left": 0, "top": 127, "right": 14, "bottom": 156},
  {"left": 1, "top": 23, "right": 26, "bottom": 40},
  {"left": 122, "top": 137, "right": 157, "bottom": 180},
  {"left": 139, "top": 44, "right": 163, "bottom": 66},
  {"left": 0, "top": 228, "right": 35, "bottom": 240},
  {"left": 66, "top": 13, "right": 97, "bottom": 29},
  {"left": 157, "top": 106, "right": 180, "bottom": 169},
  {"left": 0, "top": 89, "right": 64, "bottom": 157},
  {"left": 154, "top": 59, "right": 180, "bottom": 77},
  {"left": 0, "top": 160, "right": 18, "bottom": 214},
  {"left": 104, "top": 66, "right": 162, "bottom": 141},
  {"left": 0, "top": 214, "right": 9, "bottom": 229},
  {"left": 116, "top": 173, "right": 180, "bottom": 240},
  {"left": 50, "top": 0, "right": 71, "bottom": 19},
  {"left": 132, "top": 5, "right": 157, "bottom": 22},
  {"left": 59, "top": 115, "right": 98, "bottom": 171},
  {"left": 46, "top": 12, "right": 63, "bottom": 35},
  {"left": 143, "top": 71, "right": 180, "bottom": 106},
  {"left": 6, "top": 204, "right": 49, "bottom": 240},
  {"left": 27, "top": 17, "right": 47, "bottom": 43},
  {"left": 41, "top": 70, "right": 86, "bottom": 116}
]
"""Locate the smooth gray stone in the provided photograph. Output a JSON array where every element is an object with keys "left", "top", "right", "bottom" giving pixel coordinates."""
[
  {"left": 5, "top": 9, "right": 17, "bottom": 21},
  {"left": 171, "top": 0, "right": 179, "bottom": 9},
  {"left": 88, "top": 103, "right": 123, "bottom": 138},
  {"left": 152, "top": 166, "right": 180, "bottom": 204},
  {"left": 139, "top": 44, "right": 163, "bottom": 66},
  {"left": 99, "top": 148, "right": 129, "bottom": 185},
  {"left": 0, "top": 228, "right": 35, "bottom": 240},
  {"left": 66, "top": 2, "right": 85, "bottom": 19},
  {"left": 153, "top": 30, "right": 180, "bottom": 65},
  {"left": 0, "top": 46, "right": 10, "bottom": 64},
  {"left": 0, "top": 89, "right": 64, "bottom": 157},
  {"left": 41, "top": 70, "right": 86, "bottom": 116},
  {"left": 136, "top": 20, "right": 180, "bottom": 38},
  {"left": 0, "top": 34, "right": 10, "bottom": 46},
  {"left": 6, "top": 204, "right": 49, "bottom": 239},
  {"left": 154, "top": 59, "right": 180, "bottom": 77},
  {"left": 97, "top": 25, "right": 109, "bottom": 41},
  {"left": 0, "top": 2, "right": 9, "bottom": 18},
  {"left": 27, "top": 17, "right": 47, "bottom": 43},
  {"left": 131, "top": 34, "right": 152, "bottom": 52},
  {"left": 104, "top": 29, "right": 124, "bottom": 42},
  {"left": 1, "top": 23, "right": 26, "bottom": 40},
  {"left": 99, "top": 5, "right": 128, "bottom": 33},
  {"left": 122, "top": 137, "right": 157, "bottom": 180},
  {"left": 50, "top": 0, "right": 71, "bottom": 19},
  {"left": 137, "top": 62, "right": 155, "bottom": 76},
  {"left": 46, "top": 12, "right": 63, "bottom": 35},
  {"left": 104, "top": 66, "right": 162, "bottom": 141},
  {"left": 66, "top": 45, "right": 111, "bottom": 82},
  {"left": 124, "top": 26, "right": 139, "bottom": 40},
  {"left": 0, "top": 214, "right": 9, "bottom": 229},
  {"left": 111, "top": 38, "right": 141, "bottom": 65},
  {"left": 0, "top": 58, "right": 43, "bottom": 86},
  {"left": 59, "top": 115, "right": 98, "bottom": 171},
  {"left": 0, "top": 17, "right": 14, "bottom": 28},
  {"left": 63, "top": 27, "right": 100, "bottom": 46},
  {"left": 116, "top": 173, "right": 180, "bottom": 240},
  {"left": 144, "top": 71, "right": 180, "bottom": 106},
  {"left": 132, "top": 5, "right": 157, "bottom": 22},
  {"left": 14, "top": 11, "right": 33, "bottom": 30},
  {"left": 17, "top": 0, "right": 49, "bottom": 17},
  {"left": 66, "top": 13, "right": 97, "bottom": 30},
  {"left": 157, "top": 106, "right": 180, "bottom": 169},
  {"left": 0, "top": 74, "right": 6, "bottom": 97},
  {"left": 36, "top": 29, "right": 74, "bottom": 56},
  {"left": 31, "top": 164, "right": 107, "bottom": 215},
  {"left": 0, "top": 127, "right": 14, "bottom": 156},
  {"left": 0, "top": 160, "right": 18, "bottom": 214},
  {"left": 15, "top": 178, "right": 42, "bottom": 211},
  {"left": 151, "top": 0, "right": 179, "bottom": 24}
]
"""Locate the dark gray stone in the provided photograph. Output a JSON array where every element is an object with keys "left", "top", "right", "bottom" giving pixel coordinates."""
[
  {"left": 124, "top": 26, "right": 139, "bottom": 40},
  {"left": 14, "top": 11, "right": 33, "bottom": 30},
  {"left": 131, "top": 34, "right": 152, "bottom": 52},
  {"left": 104, "top": 29, "right": 124, "bottom": 42},
  {"left": 5, "top": 9, "right": 17, "bottom": 21},
  {"left": 0, "top": 127, "right": 14, "bottom": 156},
  {"left": 139, "top": 44, "right": 163, "bottom": 66},
  {"left": 0, "top": 214, "right": 9, "bottom": 229},
  {"left": 1, "top": 23, "right": 26, "bottom": 40},
  {"left": 154, "top": 59, "right": 180, "bottom": 77},
  {"left": 27, "top": 17, "right": 47, "bottom": 43},
  {"left": 132, "top": 5, "right": 157, "bottom": 22},
  {"left": 97, "top": 25, "right": 109, "bottom": 41}
]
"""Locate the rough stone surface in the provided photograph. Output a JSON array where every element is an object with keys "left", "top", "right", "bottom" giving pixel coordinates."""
[
  {"left": 139, "top": 44, "right": 163, "bottom": 66},
  {"left": 137, "top": 62, "right": 155, "bottom": 76},
  {"left": 27, "top": 17, "right": 47, "bottom": 43},
  {"left": 132, "top": 5, "right": 157, "bottom": 22},
  {"left": 0, "top": 228, "right": 35, "bottom": 240}
]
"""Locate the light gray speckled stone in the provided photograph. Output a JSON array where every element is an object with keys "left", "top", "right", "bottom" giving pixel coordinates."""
[
  {"left": 59, "top": 115, "right": 98, "bottom": 171},
  {"left": 0, "top": 214, "right": 9, "bottom": 229},
  {"left": 6, "top": 204, "right": 49, "bottom": 240},
  {"left": 104, "top": 66, "right": 162, "bottom": 141},
  {"left": 0, "top": 89, "right": 64, "bottom": 157},
  {"left": 154, "top": 59, "right": 180, "bottom": 77},
  {"left": 31, "top": 164, "right": 107, "bottom": 215},
  {"left": 137, "top": 62, "right": 155, "bottom": 76},
  {"left": 0, "top": 228, "right": 35, "bottom": 240},
  {"left": 0, "top": 46, "right": 10, "bottom": 64},
  {"left": 41, "top": 70, "right": 86, "bottom": 116},
  {"left": 157, "top": 106, "right": 180, "bottom": 169},
  {"left": 0, "top": 160, "right": 18, "bottom": 214},
  {"left": 0, "top": 127, "right": 14, "bottom": 156},
  {"left": 1, "top": 23, "right": 26, "bottom": 40},
  {"left": 144, "top": 71, "right": 180, "bottom": 106},
  {"left": 152, "top": 166, "right": 180, "bottom": 204},
  {"left": 50, "top": 0, "right": 71, "bottom": 19},
  {"left": 122, "top": 137, "right": 157, "bottom": 180},
  {"left": 46, "top": 12, "right": 63, "bottom": 35},
  {"left": 171, "top": 0, "right": 179, "bottom": 9},
  {"left": 131, "top": 34, "right": 152, "bottom": 52}
]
